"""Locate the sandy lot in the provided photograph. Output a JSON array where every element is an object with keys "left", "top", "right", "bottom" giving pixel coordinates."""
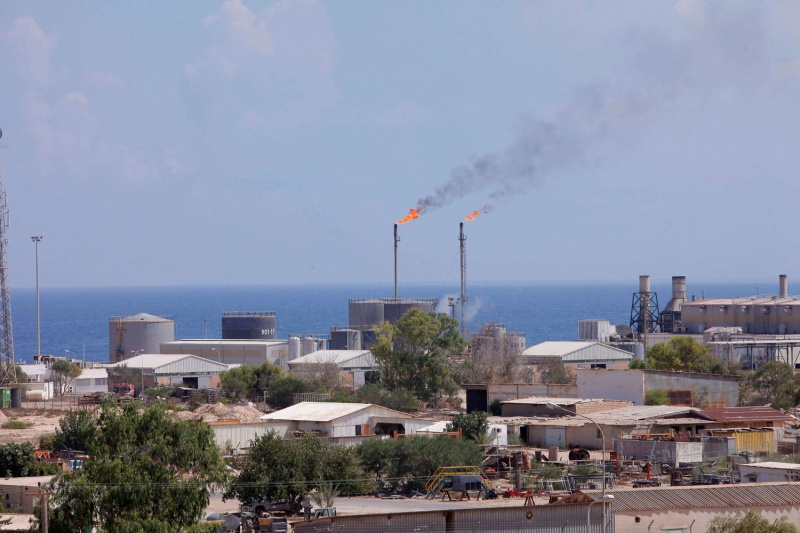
[{"left": 0, "top": 409, "right": 63, "bottom": 445}]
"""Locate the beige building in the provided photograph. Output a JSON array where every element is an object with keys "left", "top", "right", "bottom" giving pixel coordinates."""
[{"left": 521, "top": 341, "right": 632, "bottom": 369}]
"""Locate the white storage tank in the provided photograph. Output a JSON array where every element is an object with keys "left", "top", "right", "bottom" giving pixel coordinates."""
[{"left": 109, "top": 313, "right": 174, "bottom": 362}]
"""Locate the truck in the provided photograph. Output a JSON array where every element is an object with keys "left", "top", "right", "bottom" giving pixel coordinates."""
[{"left": 112, "top": 383, "right": 135, "bottom": 398}]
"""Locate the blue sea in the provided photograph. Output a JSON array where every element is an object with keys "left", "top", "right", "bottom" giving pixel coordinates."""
[{"left": 8, "top": 280, "right": 779, "bottom": 364}]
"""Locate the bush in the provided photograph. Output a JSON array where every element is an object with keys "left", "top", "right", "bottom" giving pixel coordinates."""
[
  {"left": 357, "top": 436, "right": 482, "bottom": 480},
  {"left": 645, "top": 388, "right": 669, "bottom": 406},
  {"left": 2, "top": 420, "right": 31, "bottom": 429},
  {"left": 38, "top": 433, "right": 57, "bottom": 450}
]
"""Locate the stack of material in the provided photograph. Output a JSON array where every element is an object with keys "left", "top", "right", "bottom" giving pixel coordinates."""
[{"left": 173, "top": 403, "right": 266, "bottom": 423}]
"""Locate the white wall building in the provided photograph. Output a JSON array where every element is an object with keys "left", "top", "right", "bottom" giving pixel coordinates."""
[
  {"left": 521, "top": 341, "right": 632, "bottom": 369},
  {"left": 739, "top": 462, "right": 800, "bottom": 483},
  {"left": 160, "top": 340, "right": 289, "bottom": 367},
  {"left": 72, "top": 368, "right": 109, "bottom": 394},
  {"left": 287, "top": 350, "right": 377, "bottom": 390},
  {"left": 99, "top": 353, "right": 231, "bottom": 390},
  {"left": 260, "top": 402, "right": 431, "bottom": 446}
]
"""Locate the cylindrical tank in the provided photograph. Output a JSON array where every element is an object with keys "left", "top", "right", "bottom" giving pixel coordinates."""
[
  {"left": 302, "top": 337, "right": 317, "bottom": 356},
  {"left": 222, "top": 311, "right": 277, "bottom": 340},
  {"left": 109, "top": 313, "right": 175, "bottom": 362},
  {"left": 780, "top": 275, "right": 788, "bottom": 298},
  {"left": 672, "top": 276, "right": 687, "bottom": 301},
  {"left": 288, "top": 337, "right": 301, "bottom": 360},
  {"left": 329, "top": 329, "right": 361, "bottom": 350},
  {"left": 383, "top": 298, "right": 437, "bottom": 324},
  {"left": 349, "top": 299, "right": 384, "bottom": 328},
  {"left": 25, "top": 390, "right": 44, "bottom": 402}
]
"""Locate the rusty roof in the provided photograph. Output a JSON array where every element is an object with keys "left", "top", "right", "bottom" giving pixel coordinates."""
[
  {"left": 700, "top": 406, "right": 795, "bottom": 423},
  {"left": 575, "top": 482, "right": 800, "bottom": 512}
]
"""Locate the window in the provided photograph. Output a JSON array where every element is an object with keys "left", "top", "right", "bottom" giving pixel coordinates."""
[{"left": 355, "top": 425, "right": 362, "bottom": 436}]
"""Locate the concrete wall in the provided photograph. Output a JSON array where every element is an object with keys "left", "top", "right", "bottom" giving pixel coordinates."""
[
  {"left": 740, "top": 465, "right": 800, "bottom": 483},
  {"left": 614, "top": 439, "right": 703, "bottom": 466},
  {"left": 211, "top": 422, "right": 287, "bottom": 450},
  {"left": 578, "top": 369, "right": 645, "bottom": 404},
  {"left": 644, "top": 370, "right": 739, "bottom": 407},
  {"left": 486, "top": 383, "right": 577, "bottom": 404},
  {"left": 577, "top": 400, "right": 633, "bottom": 415}
]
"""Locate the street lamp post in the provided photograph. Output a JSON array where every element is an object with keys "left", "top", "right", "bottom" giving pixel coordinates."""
[
  {"left": 132, "top": 349, "right": 144, "bottom": 396},
  {"left": 547, "top": 402, "right": 612, "bottom": 533},
  {"left": 211, "top": 347, "right": 221, "bottom": 364},
  {"left": 31, "top": 236, "right": 42, "bottom": 357},
  {"left": 587, "top": 494, "right": 614, "bottom": 532}
]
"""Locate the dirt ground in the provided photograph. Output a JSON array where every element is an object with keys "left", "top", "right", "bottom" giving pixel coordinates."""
[{"left": 0, "top": 408, "right": 64, "bottom": 445}]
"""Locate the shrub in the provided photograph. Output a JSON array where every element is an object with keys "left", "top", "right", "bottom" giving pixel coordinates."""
[
  {"left": 645, "top": 388, "right": 669, "bottom": 406},
  {"left": 2, "top": 420, "right": 31, "bottom": 429}
]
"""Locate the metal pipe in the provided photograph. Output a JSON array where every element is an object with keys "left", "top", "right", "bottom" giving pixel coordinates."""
[{"left": 31, "top": 236, "right": 42, "bottom": 357}]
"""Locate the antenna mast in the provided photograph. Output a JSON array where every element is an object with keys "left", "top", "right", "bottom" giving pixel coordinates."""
[{"left": 0, "top": 173, "right": 16, "bottom": 385}]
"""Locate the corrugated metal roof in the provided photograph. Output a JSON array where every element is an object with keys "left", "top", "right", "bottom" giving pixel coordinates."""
[
  {"left": 700, "top": 406, "right": 795, "bottom": 423},
  {"left": 592, "top": 405, "right": 704, "bottom": 421},
  {"left": 501, "top": 396, "right": 607, "bottom": 406},
  {"left": 577, "top": 482, "right": 800, "bottom": 511},
  {"left": 740, "top": 462, "right": 800, "bottom": 471},
  {"left": 288, "top": 350, "right": 374, "bottom": 367},
  {"left": 522, "top": 341, "right": 631, "bottom": 360},
  {"left": 106, "top": 353, "right": 228, "bottom": 372},
  {"left": 260, "top": 402, "right": 413, "bottom": 422}
]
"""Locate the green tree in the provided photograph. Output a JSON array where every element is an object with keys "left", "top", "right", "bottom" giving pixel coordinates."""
[
  {"left": 538, "top": 358, "right": 576, "bottom": 384},
  {"left": 266, "top": 373, "right": 313, "bottom": 409},
  {"left": 50, "top": 360, "right": 82, "bottom": 395},
  {"left": 54, "top": 409, "right": 96, "bottom": 452},
  {"left": 0, "top": 443, "right": 60, "bottom": 477},
  {"left": 644, "top": 388, "right": 669, "bottom": 405},
  {"left": 14, "top": 365, "right": 27, "bottom": 383},
  {"left": 446, "top": 412, "right": 489, "bottom": 441},
  {"left": 707, "top": 510, "right": 797, "bottom": 533},
  {"left": 628, "top": 359, "right": 646, "bottom": 369},
  {"left": 44, "top": 401, "right": 229, "bottom": 532},
  {"left": 645, "top": 337, "right": 726, "bottom": 374},
  {"left": 226, "top": 432, "right": 371, "bottom": 512},
  {"left": 371, "top": 308, "right": 466, "bottom": 404},
  {"left": 740, "top": 361, "right": 800, "bottom": 410},
  {"left": 357, "top": 436, "right": 482, "bottom": 481},
  {"left": 107, "top": 365, "right": 143, "bottom": 394}
]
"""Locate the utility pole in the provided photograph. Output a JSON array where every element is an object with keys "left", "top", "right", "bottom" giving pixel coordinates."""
[
  {"left": 31, "top": 236, "right": 42, "bottom": 357},
  {"left": 27, "top": 482, "right": 52, "bottom": 533},
  {"left": 393, "top": 224, "right": 399, "bottom": 299}
]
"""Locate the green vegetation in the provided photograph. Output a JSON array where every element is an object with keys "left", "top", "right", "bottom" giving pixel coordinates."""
[
  {"left": 707, "top": 510, "right": 797, "bottom": 533},
  {"left": 50, "top": 359, "right": 82, "bottom": 395},
  {"left": 739, "top": 361, "right": 800, "bottom": 410},
  {"left": 0, "top": 442, "right": 60, "bottom": 477},
  {"left": 446, "top": 412, "right": 489, "bottom": 441},
  {"left": 537, "top": 358, "right": 576, "bottom": 384},
  {"left": 44, "top": 401, "right": 229, "bottom": 532},
  {"left": 329, "top": 383, "right": 420, "bottom": 412},
  {"left": 226, "top": 432, "right": 371, "bottom": 512},
  {"left": 53, "top": 408, "right": 96, "bottom": 452},
  {"left": 106, "top": 365, "right": 143, "bottom": 394},
  {"left": 644, "top": 388, "right": 669, "bottom": 406},
  {"left": 645, "top": 337, "right": 729, "bottom": 374},
  {"left": 14, "top": 365, "right": 27, "bottom": 383},
  {"left": 356, "top": 436, "right": 482, "bottom": 482},
  {"left": 219, "top": 362, "right": 316, "bottom": 408},
  {"left": 1, "top": 420, "right": 31, "bottom": 429},
  {"left": 371, "top": 308, "right": 466, "bottom": 405}
]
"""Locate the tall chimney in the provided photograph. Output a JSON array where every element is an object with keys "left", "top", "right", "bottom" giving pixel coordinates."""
[
  {"left": 459, "top": 222, "right": 467, "bottom": 337},
  {"left": 672, "top": 276, "right": 687, "bottom": 303},
  {"left": 394, "top": 224, "right": 399, "bottom": 299},
  {"left": 639, "top": 275, "right": 651, "bottom": 294},
  {"left": 639, "top": 275, "right": 650, "bottom": 334},
  {"left": 780, "top": 274, "right": 788, "bottom": 299}
]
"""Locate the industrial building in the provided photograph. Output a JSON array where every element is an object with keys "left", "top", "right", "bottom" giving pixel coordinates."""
[
  {"left": 464, "top": 382, "right": 577, "bottom": 413},
  {"left": 72, "top": 368, "right": 108, "bottom": 395},
  {"left": 681, "top": 275, "right": 800, "bottom": 335},
  {"left": 259, "top": 401, "right": 432, "bottom": 445},
  {"left": 109, "top": 313, "right": 174, "bottom": 361},
  {"left": 287, "top": 349, "right": 377, "bottom": 390},
  {"left": 100, "top": 353, "right": 229, "bottom": 389},
  {"left": 739, "top": 463, "right": 800, "bottom": 483},
  {"left": 159, "top": 339, "right": 288, "bottom": 367},
  {"left": 521, "top": 341, "right": 633, "bottom": 369},
  {"left": 470, "top": 323, "right": 526, "bottom": 356}
]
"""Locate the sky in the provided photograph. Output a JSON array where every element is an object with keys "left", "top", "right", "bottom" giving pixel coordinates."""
[{"left": 1, "top": 1, "right": 800, "bottom": 289}]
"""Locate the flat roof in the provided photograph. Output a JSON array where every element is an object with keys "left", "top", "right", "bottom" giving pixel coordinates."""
[
  {"left": 741, "top": 462, "right": 800, "bottom": 471},
  {"left": 261, "top": 402, "right": 411, "bottom": 422},
  {"left": 289, "top": 350, "right": 372, "bottom": 365},
  {"left": 500, "top": 397, "right": 608, "bottom": 406}
]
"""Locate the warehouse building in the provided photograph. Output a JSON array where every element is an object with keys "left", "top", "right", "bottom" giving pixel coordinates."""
[
  {"left": 101, "top": 353, "right": 229, "bottom": 389},
  {"left": 159, "top": 339, "right": 288, "bottom": 367},
  {"left": 287, "top": 350, "right": 377, "bottom": 390},
  {"left": 521, "top": 341, "right": 632, "bottom": 369}
]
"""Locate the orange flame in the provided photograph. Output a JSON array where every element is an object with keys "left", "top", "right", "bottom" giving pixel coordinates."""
[
  {"left": 397, "top": 207, "right": 421, "bottom": 224},
  {"left": 464, "top": 210, "right": 481, "bottom": 222}
]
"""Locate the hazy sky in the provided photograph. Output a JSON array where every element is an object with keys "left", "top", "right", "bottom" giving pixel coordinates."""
[{"left": 1, "top": 1, "right": 799, "bottom": 289}]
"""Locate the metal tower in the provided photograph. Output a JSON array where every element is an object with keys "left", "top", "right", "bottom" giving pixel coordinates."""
[
  {"left": 459, "top": 222, "right": 467, "bottom": 337},
  {"left": 630, "top": 275, "right": 661, "bottom": 335},
  {"left": 0, "top": 174, "right": 16, "bottom": 385}
]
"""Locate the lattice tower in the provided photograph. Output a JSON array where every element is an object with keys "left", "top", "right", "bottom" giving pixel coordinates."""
[{"left": 0, "top": 172, "right": 15, "bottom": 385}]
